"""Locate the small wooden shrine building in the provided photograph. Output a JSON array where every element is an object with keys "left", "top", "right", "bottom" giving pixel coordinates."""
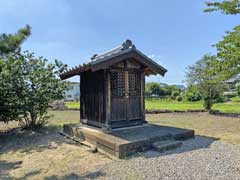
[{"left": 60, "top": 40, "right": 167, "bottom": 130}]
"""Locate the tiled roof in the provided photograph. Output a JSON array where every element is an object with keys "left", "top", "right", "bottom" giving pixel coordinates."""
[{"left": 60, "top": 39, "right": 167, "bottom": 80}]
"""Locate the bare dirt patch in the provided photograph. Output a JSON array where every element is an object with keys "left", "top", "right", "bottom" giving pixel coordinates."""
[{"left": 0, "top": 128, "right": 112, "bottom": 180}]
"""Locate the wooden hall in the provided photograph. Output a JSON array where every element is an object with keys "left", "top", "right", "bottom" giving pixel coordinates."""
[{"left": 60, "top": 40, "right": 167, "bottom": 130}]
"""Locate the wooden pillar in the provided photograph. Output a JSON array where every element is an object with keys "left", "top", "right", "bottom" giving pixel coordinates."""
[
  {"left": 103, "top": 69, "right": 111, "bottom": 132},
  {"left": 124, "top": 70, "right": 129, "bottom": 123},
  {"left": 80, "top": 73, "right": 84, "bottom": 124},
  {"left": 79, "top": 75, "right": 82, "bottom": 124},
  {"left": 141, "top": 72, "right": 146, "bottom": 123}
]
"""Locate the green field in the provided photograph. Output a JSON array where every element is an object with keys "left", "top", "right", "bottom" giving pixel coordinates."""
[
  {"left": 64, "top": 101, "right": 80, "bottom": 109},
  {"left": 65, "top": 97, "right": 240, "bottom": 113},
  {"left": 145, "top": 98, "right": 203, "bottom": 110}
]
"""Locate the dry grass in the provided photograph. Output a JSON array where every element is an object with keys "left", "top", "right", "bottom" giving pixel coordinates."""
[
  {"left": 0, "top": 112, "right": 111, "bottom": 180},
  {"left": 1, "top": 111, "right": 240, "bottom": 179},
  {"left": 148, "top": 112, "right": 240, "bottom": 144},
  {"left": 0, "top": 142, "right": 111, "bottom": 179}
]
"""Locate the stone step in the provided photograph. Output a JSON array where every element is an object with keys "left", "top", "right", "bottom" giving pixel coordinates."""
[{"left": 152, "top": 140, "right": 182, "bottom": 153}]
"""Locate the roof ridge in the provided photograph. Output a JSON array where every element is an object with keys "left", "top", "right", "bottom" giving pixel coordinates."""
[{"left": 90, "top": 39, "right": 135, "bottom": 61}]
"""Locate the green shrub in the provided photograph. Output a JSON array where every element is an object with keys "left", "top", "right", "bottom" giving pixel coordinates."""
[
  {"left": 176, "top": 96, "right": 183, "bottom": 101},
  {"left": 216, "top": 95, "right": 228, "bottom": 103},
  {"left": 183, "top": 86, "right": 202, "bottom": 102},
  {"left": 224, "top": 93, "right": 237, "bottom": 99},
  {"left": 171, "top": 90, "right": 180, "bottom": 99}
]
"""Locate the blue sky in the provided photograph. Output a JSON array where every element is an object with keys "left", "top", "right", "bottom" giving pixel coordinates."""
[{"left": 0, "top": 0, "right": 239, "bottom": 84}]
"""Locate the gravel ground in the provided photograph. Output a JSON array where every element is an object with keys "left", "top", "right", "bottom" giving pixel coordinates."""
[{"left": 93, "top": 136, "right": 240, "bottom": 180}]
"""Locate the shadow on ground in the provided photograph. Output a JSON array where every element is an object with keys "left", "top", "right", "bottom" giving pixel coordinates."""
[
  {"left": 0, "top": 160, "right": 41, "bottom": 180},
  {"left": 141, "top": 135, "right": 219, "bottom": 159},
  {"left": 0, "top": 126, "right": 75, "bottom": 155},
  {"left": 44, "top": 171, "right": 106, "bottom": 180},
  {"left": 0, "top": 164, "right": 105, "bottom": 180},
  {"left": 0, "top": 126, "right": 110, "bottom": 180}
]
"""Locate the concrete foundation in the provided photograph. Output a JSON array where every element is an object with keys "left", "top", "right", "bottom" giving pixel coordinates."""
[{"left": 63, "top": 123, "right": 194, "bottom": 158}]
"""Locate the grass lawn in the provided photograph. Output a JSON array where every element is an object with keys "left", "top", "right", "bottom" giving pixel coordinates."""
[
  {"left": 65, "top": 97, "right": 240, "bottom": 113},
  {"left": 212, "top": 102, "right": 240, "bottom": 113},
  {"left": 64, "top": 99, "right": 205, "bottom": 110},
  {"left": 145, "top": 98, "right": 203, "bottom": 110},
  {"left": 64, "top": 101, "right": 80, "bottom": 109}
]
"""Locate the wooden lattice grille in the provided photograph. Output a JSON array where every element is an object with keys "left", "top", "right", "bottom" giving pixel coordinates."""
[
  {"left": 128, "top": 72, "right": 141, "bottom": 97},
  {"left": 110, "top": 71, "right": 125, "bottom": 97}
]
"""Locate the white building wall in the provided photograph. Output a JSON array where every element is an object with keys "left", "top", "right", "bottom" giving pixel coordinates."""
[{"left": 64, "top": 83, "right": 80, "bottom": 101}]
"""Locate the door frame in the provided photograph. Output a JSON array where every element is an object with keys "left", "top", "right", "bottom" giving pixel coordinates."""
[{"left": 109, "top": 68, "right": 143, "bottom": 122}]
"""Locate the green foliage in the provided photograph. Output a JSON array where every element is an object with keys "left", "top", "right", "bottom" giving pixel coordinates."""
[
  {"left": 161, "top": 84, "right": 179, "bottom": 96},
  {"left": 20, "top": 52, "right": 67, "bottom": 129},
  {"left": 185, "top": 55, "right": 224, "bottom": 110},
  {"left": 145, "top": 82, "right": 181, "bottom": 97},
  {"left": 171, "top": 90, "right": 180, "bottom": 99},
  {"left": 205, "top": 0, "right": 240, "bottom": 14},
  {"left": 0, "top": 25, "right": 67, "bottom": 129},
  {"left": 183, "top": 85, "right": 202, "bottom": 102},
  {"left": 216, "top": 95, "right": 228, "bottom": 103},
  {"left": 0, "top": 53, "right": 25, "bottom": 122},
  {"left": 214, "top": 25, "right": 240, "bottom": 79},
  {"left": 0, "top": 25, "right": 31, "bottom": 55},
  {"left": 0, "top": 52, "right": 67, "bottom": 128},
  {"left": 176, "top": 96, "right": 183, "bottom": 102},
  {"left": 204, "top": 1, "right": 240, "bottom": 80},
  {"left": 145, "top": 82, "right": 162, "bottom": 96},
  {"left": 201, "top": 82, "right": 225, "bottom": 110},
  {"left": 0, "top": 25, "right": 31, "bottom": 122}
]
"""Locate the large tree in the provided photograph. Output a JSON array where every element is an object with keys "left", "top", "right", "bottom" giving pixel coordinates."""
[
  {"left": 204, "top": 0, "right": 240, "bottom": 79},
  {"left": 185, "top": 55, "right": 224, "bottom": 110},
  {"left": 205, "top": 0, "right": 240, "bottom": 14},
  {"left": 215, "top": 25, "right": 240, "bottom": 79}
]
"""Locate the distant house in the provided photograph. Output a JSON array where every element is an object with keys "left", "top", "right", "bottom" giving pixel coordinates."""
[
  {"left": 64, "top": 82, "right": 80, "bottom": 101},
  {"left": 224, "top": 74, "right": 240, "bottom": 95}
]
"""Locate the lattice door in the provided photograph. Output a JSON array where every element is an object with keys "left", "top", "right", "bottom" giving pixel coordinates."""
[
  {"left": 128, "top": 71, "right": 141, "bottom": 97},
  {"left": 110, "top": 71, "right": 125, "bottom": 97},
  {"left": 110, "top": 70, "right": 142, "bottom": 121}
]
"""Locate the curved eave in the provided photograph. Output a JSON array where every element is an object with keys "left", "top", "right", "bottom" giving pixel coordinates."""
[{"left": 60, "top": 48, "right": 167, "bottom": 80}]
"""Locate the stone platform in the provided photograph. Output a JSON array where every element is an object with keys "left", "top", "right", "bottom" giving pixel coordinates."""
[{"left": 63, "top": 124, "right": 194, "bottom": 158}]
